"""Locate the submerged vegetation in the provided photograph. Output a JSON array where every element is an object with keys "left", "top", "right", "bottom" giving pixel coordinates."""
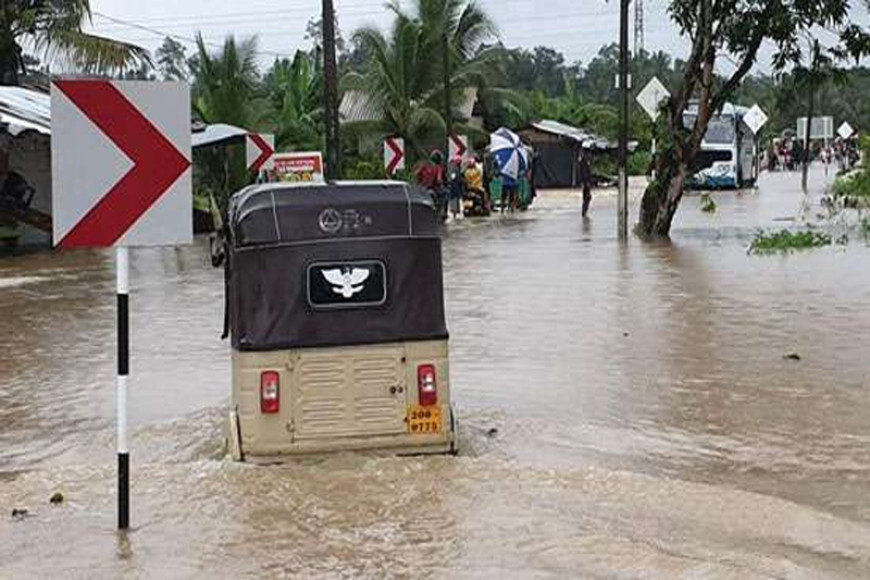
[
  {"left": 832, "top": 170, "right": 870, "bottom": 208},
  {"left": 749, "top": 230, "right": 832, "bottom": 254},
  {"left": 700, "top": 193, "right": 717, "bottom": 213}
]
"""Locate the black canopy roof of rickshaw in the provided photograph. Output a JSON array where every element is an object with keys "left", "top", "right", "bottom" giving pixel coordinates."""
[
  {"left": 225, "top": 180, "right": 447, "bottom": 351},
  {"left": 228, "top": 181, "right": 438, "bottom": 247}
]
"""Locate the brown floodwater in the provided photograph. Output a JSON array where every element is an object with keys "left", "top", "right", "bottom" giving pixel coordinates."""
[{"left": 2, "top": 166, "right": 870, "bottom": 578}]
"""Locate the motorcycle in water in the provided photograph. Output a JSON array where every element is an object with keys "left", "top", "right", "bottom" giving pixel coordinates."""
[{"left": 427, "top": 186, "right": 449, "bottom": 221}]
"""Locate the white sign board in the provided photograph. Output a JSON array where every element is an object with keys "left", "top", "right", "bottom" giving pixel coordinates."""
[
  {"left": 449, "top": 134, "right": 469, "bottom": 160},
  {"left": 51, "top": 80, "right": 192, "bottom": 248},
  {"left": 636, "top": 77, "right": 670, "bottom": 121},
  {"left": 743, "top": 104, "right": 769, "bottom": 135},
  {"left": 796, "top": 116, "right": 834, "bottom": 141},
  {"left": 838, "top": 122, "right": 855, "bottom": 140},
  {"left": 246, "top": 133, "right": 275, "bottom": 172},
  {"left": 384, "top": 136, "right": 405, "bottom": 174}
]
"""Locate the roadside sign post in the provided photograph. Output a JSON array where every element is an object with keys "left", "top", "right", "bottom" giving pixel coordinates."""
[
  {"left": 272, "top": 152, "right": 326, "bottom": 183},
  {"left": 448, "top": 134, "right": 468, "bottom": 160},
  {"left": 636, "top": 77, "right": 670, "bottom": 181},
  {"left": 246, "top": 133, "right": 276, "bottom": 176},
  {"left": 51, "top": 80, "right": 192, "bottom": 531},
  {"left": 116, "top": 245, "right": 129, "bottom": 529},
  {"left": 743, "top": 104, "right": 769, "bottom": 181},
  {"left": 838, "top": 122, "right": 855, "bottom": 140},
  {"left": 384, "top": 137, "right": 405, "bottom": 175}
]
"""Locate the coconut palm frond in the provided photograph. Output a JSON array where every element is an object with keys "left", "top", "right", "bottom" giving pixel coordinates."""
[{"left": 43, "top": 30, "right": 152, "bottom": 74}]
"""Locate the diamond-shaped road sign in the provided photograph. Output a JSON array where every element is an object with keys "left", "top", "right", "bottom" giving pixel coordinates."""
[
  {"left": 636, "top": 77, "right": 670, "bottom": 121},
  {"left": 51, "top": 80, "right": 192, "bottom": 248},
  {"left": 743, "top": 104, "right": 769, "bottom": 135},
  {"left": 449, "top": 134, "right": 468, "bottom": 160},
  {"left": 384, "top": 136, "right": 405, "bottom": 175},
  {"left": 246, "top": 133, "right": 275, "bottom": 173},
  {"left": 838, "top": 122, "right": 855, "bottom": 140}
]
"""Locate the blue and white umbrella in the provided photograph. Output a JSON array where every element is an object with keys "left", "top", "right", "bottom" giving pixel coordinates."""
[{"left": 489, "top": 127, "right": 529, "bottom": 181}]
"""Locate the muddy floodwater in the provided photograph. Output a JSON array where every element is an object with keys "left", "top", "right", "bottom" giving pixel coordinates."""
[{"left": 3, "top": 167, "right": 870, "bottom": 578}]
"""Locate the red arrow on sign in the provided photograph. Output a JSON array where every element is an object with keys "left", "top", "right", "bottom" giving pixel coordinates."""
[
  {"left": 248, "top": 133, "right": 275, "bottom": 172},
  {"left": 449, "top": 134, "right": 467, "bottom": 159},
  {"left": 54, "top": 81, "right": 190, "bottom": 249},
  {"left": 386, "top": 137, "right": 404, "bottom": 174}
]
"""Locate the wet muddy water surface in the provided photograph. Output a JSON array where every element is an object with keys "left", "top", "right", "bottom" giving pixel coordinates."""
[{"left": 2, "top": 168, "right": 870, "bottom": 578}]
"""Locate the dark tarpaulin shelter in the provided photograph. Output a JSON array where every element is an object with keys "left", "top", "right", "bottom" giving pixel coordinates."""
[
  {"left": 227, "top": 181, "right": 448, "bottom": 351},
  {"left": 519, "top": 120, "right": 617, "bottom": 189}
]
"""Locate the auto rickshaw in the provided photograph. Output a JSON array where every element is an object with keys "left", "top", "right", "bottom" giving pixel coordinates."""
[{"left": 222, "top": 181, "right": 457, "bottom": 462}]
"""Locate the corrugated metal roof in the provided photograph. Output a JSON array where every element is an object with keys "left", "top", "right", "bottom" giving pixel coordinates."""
[
  {"left": 0, "top": 86, "right": 248, "bottom": 148},
  {"left": 528, "top": 119, "right": 615, "bottom": 150},
  {"left": 191, "top": 123, "right": 249, "bottom": 148},
  {"left": 0, "top": 86, "right": 51, "bottom": 136}
]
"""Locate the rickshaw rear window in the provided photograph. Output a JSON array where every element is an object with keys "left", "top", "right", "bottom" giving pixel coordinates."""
[{"left": 307, "top": 261, "right": 387, "bottom": 309}]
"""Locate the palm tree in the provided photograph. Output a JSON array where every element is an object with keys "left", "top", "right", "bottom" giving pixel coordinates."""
[
  {"left": 341, "top": 0, "right": 505, "bottom": 158},
  {"left": 263, "top": 51, "right": 323, "bottom": 152},
  {"left": 190, "top": 34, "right": 263, "bottom": 211},
  {"left": 190, "top": 34, "right": 262, "bottom": 128},
  {"left": 0, "top": 1, "right": 150, "bottom": 85}
]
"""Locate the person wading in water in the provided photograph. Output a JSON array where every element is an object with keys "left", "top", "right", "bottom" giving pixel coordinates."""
[{"left": 579, "top": 151, "right": 593, "bottom": 218}]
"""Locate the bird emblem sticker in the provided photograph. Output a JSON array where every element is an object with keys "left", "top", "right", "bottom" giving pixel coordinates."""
[
  {"left": 308, "top": 261, "right": 387, "bottom": 309},
  {"left": 322, "top": 267, "right": 370, "bottom": 298}
]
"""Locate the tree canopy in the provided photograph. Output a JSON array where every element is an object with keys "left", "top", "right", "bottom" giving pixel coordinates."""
[
  {"left": 0, "top": 1, "right": 149, "bottom": 85},
  {"left": 636, "top": 0, "right": 870, "bottom": 238}
]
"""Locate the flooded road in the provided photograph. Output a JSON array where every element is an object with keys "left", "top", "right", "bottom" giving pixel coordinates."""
[{"left": 3, "top": 167, "right": 870, "bottom": 578}]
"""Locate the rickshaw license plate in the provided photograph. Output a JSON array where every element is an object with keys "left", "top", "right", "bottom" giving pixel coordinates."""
[{"left": 408, "top": 406, "right": 442, "bottom": 434}]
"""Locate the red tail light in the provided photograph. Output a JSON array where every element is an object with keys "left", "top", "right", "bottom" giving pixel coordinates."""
[
  {"left": 260, "top": 371, "right": 280, "bottom": 414},
  {"left": 417, "top": 364, "right": 438, "bottom": 406}
]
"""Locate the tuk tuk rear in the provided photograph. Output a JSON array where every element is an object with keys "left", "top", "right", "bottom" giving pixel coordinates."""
[{"left": 223, "top": 181, "right": 456, "bottom": 462}]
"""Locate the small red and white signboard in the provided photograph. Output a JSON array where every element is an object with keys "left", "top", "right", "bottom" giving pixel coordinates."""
[
  {"left": 449, "top": 134, "right": 468, "bottom": 160},
  {"left": 246, "top": 133, "right": 275, "bottom": 173},
  {"left": 51, "top": 80, "right": 192, "bottom": 248},
  {"left": 274, "top": 151, "right": 325, "bottom": 183},
  {"left": 384, "top": 136, "right": 405, "bottom": 175}
]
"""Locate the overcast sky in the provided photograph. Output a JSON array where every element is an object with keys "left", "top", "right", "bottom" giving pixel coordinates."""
[{"left": 89, "top": 0, "right": 868, "bottom": 74}]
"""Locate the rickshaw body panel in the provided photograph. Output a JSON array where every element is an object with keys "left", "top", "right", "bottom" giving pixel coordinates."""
[
  {"left": 223, "top": 181, "right": 455, "bottom": 462},
  {"left": 231, "top": 340, "right": 454, "bottom": 460}
]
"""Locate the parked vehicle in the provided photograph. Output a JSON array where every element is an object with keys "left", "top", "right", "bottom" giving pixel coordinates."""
[
  {"left": 685, "top": 103, "right": 758, "bottom": 188},
  {"left": 221, "top": 181, "right": 457, "bottom": 462}
]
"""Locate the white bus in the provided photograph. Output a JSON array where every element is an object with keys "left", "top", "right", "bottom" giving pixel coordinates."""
[{"left": 684, "top": 103, "right": 758, "bottom": 189}]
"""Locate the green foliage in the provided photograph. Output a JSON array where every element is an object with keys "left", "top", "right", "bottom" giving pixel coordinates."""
[
  {"left": 832, "top": 170, "right": 870, "bottom": 208},
  {"left": 340, "top": 0, "right": 511, "bottom": 156},
  {"left": 0, "top": 1, "right": 150, "bottom": 84},
  {"left": 262, "top": 51, "right": 323, "bottom": 152},
  {"left": 700, "top": 193, "right": 717, "bottom": 213},
  {"left": 749, "top": 230, "right": 832, "bottom": 254},
  {"left": 627, "top": 151, "right": 651, "bottom": 177},
  {"left": 191, "top": 34, "right": 262, "bottom": 128},
  {"left": 344, "top": 158, "right": 387, "bottom": 181},
  {"left": 155, "top": 37, "right": 188, "bottom": 81}
]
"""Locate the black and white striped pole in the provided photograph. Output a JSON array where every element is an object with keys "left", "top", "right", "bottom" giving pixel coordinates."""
[{"left": 117, "top": 246, "right": 130, "bottom": 530}]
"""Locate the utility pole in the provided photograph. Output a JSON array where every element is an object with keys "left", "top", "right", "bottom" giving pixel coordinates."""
[
  {"left": 801, "top": 38, "right": 820, "bottom": 193},
  {"left": 443, "top": 27, "right": 452, "bottom": 175},
  {"left": 618, "top": 0, "right": 631, "bottom": 242},
  {"left": 322, "top": 0, "right": 341, "bottom": 180}
]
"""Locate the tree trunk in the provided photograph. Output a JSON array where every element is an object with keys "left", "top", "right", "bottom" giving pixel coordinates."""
[
  {"left": 636, "top": 146, "right": 687, "bottom": 239},
  {"left": 801, "top": 40, "right": 819, "bottom": 193}
]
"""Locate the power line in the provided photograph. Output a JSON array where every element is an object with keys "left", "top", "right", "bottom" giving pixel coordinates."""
[
  {"left": 92, "top": 11, "right": 295, "bottom": 59},
  {"left": 92, "top": 6, "right": 624, "bottom": 35}
]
